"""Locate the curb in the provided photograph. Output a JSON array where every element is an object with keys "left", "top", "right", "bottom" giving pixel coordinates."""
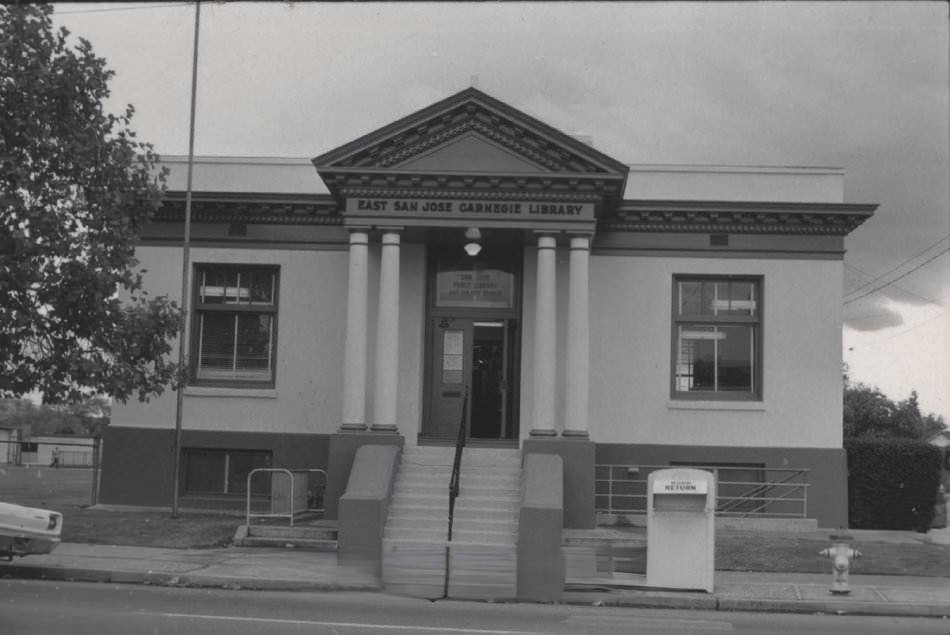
[
  {"left": 3, "top": 564, "right": 948, "bottom": 618},
  {"left": 0, "top": 564, "right": 382, "bottom": 593},
  {"left": 561, "top": 592, "right": 950, "bottom": 619}
]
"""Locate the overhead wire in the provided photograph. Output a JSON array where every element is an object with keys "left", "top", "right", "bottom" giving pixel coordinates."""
[
  {"left": 56, "top": 3, "right": 192, "bottom": 16},
  {"left": 844, "top": 244, "right": 950, "bottom": 306},
  {"left": 844, "top": 262, "right": 944, "bottom": 306},
  {"left": 843, "top": 233, "right": 950, "bottom": 302}
]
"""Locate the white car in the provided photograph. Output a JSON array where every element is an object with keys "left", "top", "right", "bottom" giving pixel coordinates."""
[{"left": 0, "top": 501, "right": 62, "bottom": 559}]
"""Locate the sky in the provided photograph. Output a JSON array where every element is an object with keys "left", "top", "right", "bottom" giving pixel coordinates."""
[{"left": 50, "top": 2, "right": 950, "bottom": 421}]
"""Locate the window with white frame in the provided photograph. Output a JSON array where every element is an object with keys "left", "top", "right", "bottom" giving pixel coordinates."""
[
  {"left": 192, "top": 265, "right": 278, "bottom": 386},
  {"left": 672, "top": 276, "right": 761, "bottom": 400}
]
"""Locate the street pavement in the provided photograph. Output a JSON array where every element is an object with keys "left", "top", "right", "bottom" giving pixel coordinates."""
[{"left": 2, "top": 528, "right": 949, "bottom": 619}]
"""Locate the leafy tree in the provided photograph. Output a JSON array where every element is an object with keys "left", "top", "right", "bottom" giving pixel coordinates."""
[
  {"left": 844, "top": 382, "right": 947, "bottom": 440},
  {"left": 1, "top": 4, "right": 181, "bottom": 404},
  {"left": 0, "top": 396, "right": 110, "bottom": 436}
]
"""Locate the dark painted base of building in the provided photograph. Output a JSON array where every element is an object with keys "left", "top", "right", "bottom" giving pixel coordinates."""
[
  {"left": 100, "top": 427, "right": 847, "bottom": 529},
  {"left": 99, "top": 426, "right": 331, "bottom": 508}
]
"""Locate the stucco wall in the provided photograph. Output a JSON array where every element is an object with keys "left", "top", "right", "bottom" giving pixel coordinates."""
[
  {"left": 114, "top": 241, "right": 428, "bottom": 439},
  {"left": 586, "top": 254, "right": 844, "bottom": 449},
  {"left": 117, "top": 241, "right": 844, "bottom": 452},
  {"left": 113, "top": 245, "right": 348, "bottom": 435}
]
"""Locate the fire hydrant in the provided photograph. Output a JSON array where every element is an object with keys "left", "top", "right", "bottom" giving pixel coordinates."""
[{"left": 819, "top": 533, "right": 861, "bottom": 595}]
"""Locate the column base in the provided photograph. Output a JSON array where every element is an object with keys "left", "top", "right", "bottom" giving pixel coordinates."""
[
  {"left": 339, "top": 423, "right": 369, "bottom": 432},
  {"left": 324, "top": 431, "right": 404, "bottom": 520},
  {"left": 529, "top": 429, "right": 558, "bottom": 437},
  {"left": 369, "top": 424, "right": 400, "bottom": 433},
  {"left": 523, "top": 437, "right": 596, "bottom": 529},
  {"left": 561, "top": 429, "right": 590, "bottom": 439}
]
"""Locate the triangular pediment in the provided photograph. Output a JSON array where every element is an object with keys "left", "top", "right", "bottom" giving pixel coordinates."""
[
  {"left": 313, "top": 88, "right": 629, "bottom": 180},
  {"left": 396, "top": 132, "right": 547, "bottom": 173}
]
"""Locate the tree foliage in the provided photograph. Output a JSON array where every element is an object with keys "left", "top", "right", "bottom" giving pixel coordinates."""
[
  {"left": 0, "top": 396, "right": 110, "bottom": 436},
  {"left": 0, "top": 4, "right": 181, "bottom": 404},
  {"left": 844, "top": 381, "right": 947, "bottom": 441}
]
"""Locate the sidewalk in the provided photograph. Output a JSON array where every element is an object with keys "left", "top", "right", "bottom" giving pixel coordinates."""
[
  {"left": 2, "top": 537, "right": 949, "bottom": 618},
  {"left": 0, "top": 543, "right": 380, "bottom": 592}
]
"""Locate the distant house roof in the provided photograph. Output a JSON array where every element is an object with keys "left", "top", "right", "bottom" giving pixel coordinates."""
[{"left": 927, "top": 430, "right": 950, "bottom": 448}]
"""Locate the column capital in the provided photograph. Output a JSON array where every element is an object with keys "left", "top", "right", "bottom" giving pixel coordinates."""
[
  {"left": 348, "top": 230, "right": 370, "bottom": 245},
  {"left": 568, "top": 235, "right": 592, "bottom": 251},
  {"left": 534, "top": 232, "right": 558, "bottom": 249},
  {"left": 376, "top": 226, "right": 404, "bottom": 235}
]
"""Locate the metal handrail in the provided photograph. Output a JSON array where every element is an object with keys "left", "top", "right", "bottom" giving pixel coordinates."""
[
  {"left": 716, "top": 469, "right": 806, "bottom": 514},
  {"left": 447, "top": 388, "right": 469, "bottom": 542},
  {"left": 596, "top": 464, "right": 811, "bottom": 519},
  {"left": 444, "top": 387, "right": 469, "bottom": 599},
  {"left": 245, "top": 467, "right": 328, "bottom": 527}
]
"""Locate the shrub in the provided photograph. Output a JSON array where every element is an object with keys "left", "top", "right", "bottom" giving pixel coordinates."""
[{"left": 845, "top": 438, "right": 943, "bottom": 532}]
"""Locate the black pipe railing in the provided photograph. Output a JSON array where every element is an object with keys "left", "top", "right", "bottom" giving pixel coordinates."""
[
  {"left": 444, "top": 388, "right": 469, "bottom": 599},
  {"left": 447, "top": 388, "right": 469, "bottom": 542}
]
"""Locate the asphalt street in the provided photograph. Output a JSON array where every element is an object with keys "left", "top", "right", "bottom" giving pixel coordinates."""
[{"left": 2, "top": 579, "right": 948, "bottom": 635}]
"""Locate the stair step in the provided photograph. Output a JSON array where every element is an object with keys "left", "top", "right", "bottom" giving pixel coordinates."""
[
  {"left": 455, "top": 496, "right": 520, "bottom": 509},
  {"left": 236, "top": 536, "right": 338, "bottom": 551},
  {"left": 454, "top": 506, "right": 518, "bottom": 521},
  {"left": 388, "top": 505, "right": 449, "bottom": 519},
  {"left": 385, "top": 527, "right": 449, "bottom": 541},
  {"left": 403, "top": 447, "right": 520, "bottom": 466},
  {"left": 396, "top": 467, "right": 521, "bottom": 481},
  {"left": 245, "top": 525, "right": 337, "bottom": 540},
  {"left": 454, "top": 521, "right": 517, "bottom": 534}
]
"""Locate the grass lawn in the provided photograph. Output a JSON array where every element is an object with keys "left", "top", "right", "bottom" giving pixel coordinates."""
[
  {"left": 62, "top": 508, "right": 238, "bottom": 549},
  {"left": 1, "top": 466, "right": 239, "bottom": 549},
  {"left": 716, "top": 530, "right": 950, "bottom": 578},
  {"left": 4, "top": 465, "right": 950, "bottom": 575}
]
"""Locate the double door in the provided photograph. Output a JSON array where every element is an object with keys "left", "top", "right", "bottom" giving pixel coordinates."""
[{"left": 424, "top": 316, "right": 519, "bottom": 442}]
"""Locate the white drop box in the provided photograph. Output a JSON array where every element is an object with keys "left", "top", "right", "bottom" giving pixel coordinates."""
[{"left": 646, "top": 468, "right": 716, "bottom": 592}]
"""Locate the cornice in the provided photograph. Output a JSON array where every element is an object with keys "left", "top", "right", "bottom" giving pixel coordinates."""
[
  {"left": 155, "top": 192, "right": 341, "bottom": 225},
  {"left": 337, "top": 186, "right": 603, "bottom": 203},
  {"left": 314, "top": 88, "right": 629, "bottom": 177},
  {"left": 323, "top": 170, "right": 624, "bottom": 203},
  {"left": 604, "top": 200, "right": 877, "bottom": 235}
]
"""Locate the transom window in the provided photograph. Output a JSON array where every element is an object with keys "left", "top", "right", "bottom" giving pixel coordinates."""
[
  {"left": 192, "top": 265, "right": 279, "bottom": 386},
  {"left": 672, "top": 276, "right": 762, "bottom": 400}
]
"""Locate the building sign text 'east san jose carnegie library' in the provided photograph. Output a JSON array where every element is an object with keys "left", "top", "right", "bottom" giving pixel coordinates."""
[{"left": 345, "top": 197, "right": 595, "bottom": 222}]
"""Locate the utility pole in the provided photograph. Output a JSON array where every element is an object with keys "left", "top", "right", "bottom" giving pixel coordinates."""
[{"left": 172, "top": 1, "right": 201, "bottom": 518}]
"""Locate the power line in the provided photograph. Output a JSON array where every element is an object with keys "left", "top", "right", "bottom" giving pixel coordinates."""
[
  {"left": 883, "top": 309, "right": 950, "bottom": 341},
  {"left": 56, "top": 3, "right": 192, "bottom": 16},
  {"left": 844, "top": 263, "right": 945, "bottom": 306},
  {"left": 844, "top": 233, "right": 950, "bottom": 301},
  {"left": 845, "top": 246, "right": 950, "bottom": 305}
]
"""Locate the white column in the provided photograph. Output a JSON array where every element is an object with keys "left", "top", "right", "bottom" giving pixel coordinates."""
[
  {"left": 530, "top": 233, "right": 558, "bottom": 436},
  {"left": 563, "top": 235, "right": 591, "bottom": 438},
  {"left": 340, "top": 229, "right": 369, "bottom": 430},
  {"left": 372, "top": 230, "right": 401, "bottom": 432}
]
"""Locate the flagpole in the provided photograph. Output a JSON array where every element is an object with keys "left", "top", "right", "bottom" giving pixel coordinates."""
[{"left": 172, "top": 1, "right": 201, "bottom": 518}]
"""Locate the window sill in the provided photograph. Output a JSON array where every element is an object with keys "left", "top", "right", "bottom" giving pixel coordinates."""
[
  {"left": 667, "top": 400, "right": 765, "bottom": 412},
  {"left": 184, "top": 386, "right": 278, "bottom": 399}
]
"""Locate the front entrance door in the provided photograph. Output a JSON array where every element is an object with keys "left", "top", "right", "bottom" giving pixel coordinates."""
[{"left": 425, "top": 317, "right": 519, "bottom": 441}]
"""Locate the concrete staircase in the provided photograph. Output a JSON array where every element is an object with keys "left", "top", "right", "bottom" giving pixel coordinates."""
[
  {"left": 233, "top": 520, "right": 338, "bottom": 551},
  {"left": 382, "top": 446, "right": 521, "bottom": 600}
]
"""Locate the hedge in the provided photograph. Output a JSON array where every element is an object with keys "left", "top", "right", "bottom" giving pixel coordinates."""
[{"left": 845, "top": 438, "right": 943, "bottom": 532}]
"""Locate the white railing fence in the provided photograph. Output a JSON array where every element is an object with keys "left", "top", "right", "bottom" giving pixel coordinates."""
[{"left": 596, "top": 463, "right": 809, "bottom": 519}]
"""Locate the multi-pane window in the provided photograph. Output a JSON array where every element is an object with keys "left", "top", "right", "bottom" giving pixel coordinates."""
[
  {"left": 193, "top": 265, "right": 278, "bottom": 386},
  {"left": 673, "top": 276, "right": 761, "bottom": 400}
]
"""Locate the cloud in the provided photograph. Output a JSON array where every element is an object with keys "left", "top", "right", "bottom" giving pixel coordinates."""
[{"left": 844, "top": 302, "right": 905, "bottom": 331}]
